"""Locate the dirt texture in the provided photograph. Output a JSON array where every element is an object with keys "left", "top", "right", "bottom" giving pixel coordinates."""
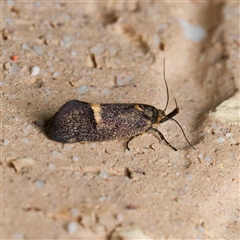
[{"left": 1, "top": 1, "right": 239, "bottom": 239}]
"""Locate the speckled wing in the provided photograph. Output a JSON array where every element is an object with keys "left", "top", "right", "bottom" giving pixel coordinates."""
[
  {"left": 91, "top": 103, "right": 153, "bottom": 141},
  {"left": 45, "top": 100, "right": 154, "bottom": 143},
  {"left": 45, "top": 100, "right": 96, "bottom": 143}
]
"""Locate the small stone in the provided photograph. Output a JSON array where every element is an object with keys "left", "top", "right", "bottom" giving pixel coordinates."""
[
  {"left": 99, "top": 170, "right": 108, "bottom": 179},
  {"left": 22, "top": 138, "right": 30, "bottom": 143},
  {"left": 3, "top": 139, "right": 10, "bottom": 145},
  {"left": 70, "top": 50, "right": 76, "bottom": 56},
  {"left": 110, "top": 225, "right": 153, "bottom": 240},
  {"left": 72, "top": 156, "right": 79, "bottom": 161},
  {"left": 52, "top": 150, "right": 61, "bottom": 157},
  {"left": 34, "top": 179, "right": 45, "bottom": 188},
  {"left": 90, "top": 44, "right": 105, "bottom": 55},
  {"left": 22, "top": 43, "right": 29, "bottom": 49},
  {"left": 67, "top": 221, "right": 78, "bottom": 235},
  {"left": 11, "top": 157, "right": 34, "bottom": 172},
  {"left": 33, "top": 45, "right": 43, "bottom": 55},
  {"left": 48, "top": 163, "right": 55, "bottom": 169},
  {"left": 10, "top": 62, "right": 21, "bottom": 74},
  {"left": 217, "top": 137, "right": 225, "bottom": 143},
  {"left": 225, "top": 133, "right": 231, "bottom": 138},
  {"left": 178, "top": 18, "right": 207, "bottom": 42},
  {"left": 61, "top": 36, "right": 75, "bottom": 48},
  {"left": 76, "top": 85, "right": 90, "bottom": 94},
  {"left": 204, "top": 155, "right": 211, "bottom": 162},
  {"left": 53, "top": 71, "right": 60, "bottom": 78},
  {"left": 116, "top": 75, "right": 134, "bottom": 86},
  {"left": 36, "top": 119, "right": 44, "bottom": 127},
  {"left": 30, "top": 66, "right": 40, "bottom": 76},
  {"left": 70, "top": 208, "right": 79, "bottom": 218}
]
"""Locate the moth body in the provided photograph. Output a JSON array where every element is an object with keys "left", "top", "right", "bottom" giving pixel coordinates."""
[{"left": 45, "top": 100, "right": 172, "bottom": 148}]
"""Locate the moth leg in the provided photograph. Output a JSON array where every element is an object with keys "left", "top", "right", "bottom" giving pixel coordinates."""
[
  {"left": 147, "top": 128, "right": 177, "bottom": 151},
  {"left": 126, "top": 133, "right": 142, "bottom": 151}
]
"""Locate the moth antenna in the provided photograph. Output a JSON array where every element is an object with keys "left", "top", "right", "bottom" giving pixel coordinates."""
[
  {"left": 163, "top": 58, "right": 169, "bottom": 112},
  {"left": 171, "top": 98, "right": 195, "bottom": 149}
]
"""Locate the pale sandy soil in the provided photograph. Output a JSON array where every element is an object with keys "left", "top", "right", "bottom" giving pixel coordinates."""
[{"left": 1, "top": 1, "right": 239, "bottom": 239}]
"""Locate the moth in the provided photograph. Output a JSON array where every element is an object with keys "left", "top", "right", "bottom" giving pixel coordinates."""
[{"left": 45, "top": 61, "right": 194, "bottom": 151}]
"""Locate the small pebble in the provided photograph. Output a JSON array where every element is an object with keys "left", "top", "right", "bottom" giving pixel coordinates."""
[
  {"left": 217, "top": 137, "right": 225, "bottom": 143},
  {"left": 70, "top": 50, "right": 76, "bottom": 56},
  {"left": 34, "top": 179, "right": 45, "bottom": 188},
  {"left": 33, "top": 45, "right": 43, "bottom": 55},
  {"left": 90, "top": 44, "right": 105, "bottom": 55},
  {"left": 178, "top": 18, "right": 207, "bottom": 42},
  {"left": 70, "top": 208, "right": 79, "bottom": 217},
  {"left": 99, "top": 170, "right": 108, "bottom": 179},
  {"left": 3, "top": 139, "right": 10, "bottom": 145},
  {"left": 61, "top": 36, "right": 75, "bottom": 48},
  {"left": 52, "top": 150, "right": 61, "bottom": 157},
  {"left": 72, "top": 156, "right": 79, "bottom": 161},
  {"left": 30, "top": 66, "right": 40, "bottom": 76},
  {"left": 53, "top": 71, "right": 60, "bottom": 78},
  {"left": 77, "top": 85, "right": 90, "bottom": 94},
  {"left": 10, "top": 62, "right": 21, "bottom": 74},
  {"left": 225, "top": 133, "right": 231, "bottom": 138},
  {"left": 48, "top": 163, "right": 55, "bottom": 170},
  {"left": 36, "top": 119, "right": 44, "bottom": 127},
  {"left": 101, "top": 88, "right": 110, "bottom": 95},
  {"left": 115, "top": 213, "right": 124, "bottom": 222},
  {"left": 186, "top": 174, "right": 193, "bottom": 181},
  {"left": 22, "top": 43, "right": 29, "bottom": 50},
  {"left": 67, "top": 221, "right": 78, "bottom": 235},
  {"left": 22, "top": 138, "right": 29, "bottom": 143},
  {"left": 116, "top": 75, "right": 134, "bottom": 86},
  {"left": 204, "top": 155, "right": 211, "bottom": 162}
]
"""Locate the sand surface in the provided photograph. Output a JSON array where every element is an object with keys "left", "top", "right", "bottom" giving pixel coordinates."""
[{"left": 2, "top": 1, "right": 239, "bottom": 239}]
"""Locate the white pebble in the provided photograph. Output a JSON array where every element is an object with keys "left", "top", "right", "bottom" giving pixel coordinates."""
[
  {"left": 70, "top": 208, "right": 79, "bottom": 217},
  {"left": 70, "top": 50, "right": 76, "bottom": 56},
  {"left": 10, "top": 62, "right": 21, "bottom": 74},
  {"left": 77, "top": 85, "right": 90, "bottom": 94},
  {"left": 178, "top": 18, "right": 207, "bottom": 42},
  {"left": 3, "top": 139, "right": 10, "bottom": 145},
  {"left": 116, "top": 75, "right": 134, "bottom": 86},
  {"left": 186, "top": 174, "right": 193, "bottom": 181},
  {"left": 101, "top": 88, "right": 110, "bottom": 95},
  {"left": 90, "top": 143, "right": 96, "bottom": 148},
  {"left": 90, "top": 44, "right": 105, "bottom": 55},
  {"left": 53, "top": 71, "right": 60, "bottom": 78},
  {"left": 22, "top": 43, "right": 29, "bottom": 49},
  {"left": 225, "top": 133, "right": 231, "bottom": 138},
  {"left": 48, "top": 163, "right": 55, "bottom": 169},
  {"left": 34, "top": 179, "right": 45, "bottom": 188},
  {"left": 33, "top": 45, "right": 43, "bottom": 55},
  {"left": 217, "top": 137, "right": 225, "bottom": 143},
  {"left": 204, "top": 155, "right": 211, "bottom": 162},
  {"left": 30, "top": 66, "right": 40, "bottom": 76},
  {"left": 72, "top": 156, "right": 79, "bottom": 161},
  {"left": 61, "top": 36, "right": 75, "bottom": 48},
  {"left": 99, "top": 170, "right": 108, "bottom": 179},
  {"left": 52, "top": 150, "right": 61, "bottom": 157},
  {"left": 67, "top": 222, "right": 78, "bottom": 235},
  {"left": 22, "top": 138, "right": 29, "bottom": 143}
]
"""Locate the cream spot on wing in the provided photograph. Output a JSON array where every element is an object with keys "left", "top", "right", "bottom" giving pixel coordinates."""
[
  {"left": 134, "top": 104, "right": 143, "bottom": 111},
  {"left": 91, "top": 104, "right": 102, "bottom": 123}
]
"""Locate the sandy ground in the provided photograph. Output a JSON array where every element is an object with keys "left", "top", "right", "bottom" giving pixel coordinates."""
[{"left": 1, "top": 1, "right": 239, "bottom": 239}]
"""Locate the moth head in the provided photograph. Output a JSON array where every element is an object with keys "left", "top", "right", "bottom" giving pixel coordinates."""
[{"left": 157, "top": 109, "right": 166, "bottom": 123}]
